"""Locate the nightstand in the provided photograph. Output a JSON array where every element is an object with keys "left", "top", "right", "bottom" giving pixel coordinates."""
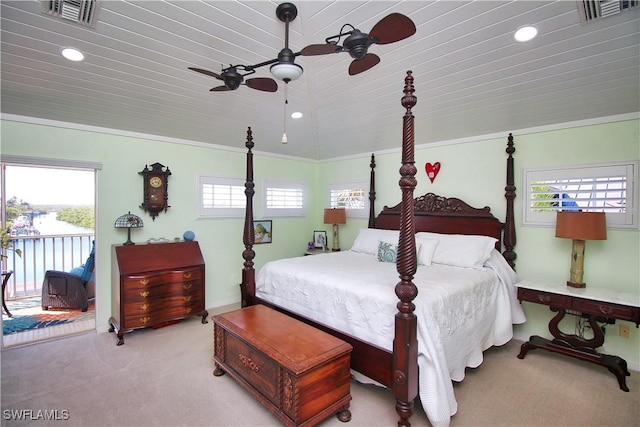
[
  {"left": 516, "top": 280, "right": 640, "bottom": 391},
  {"left": 304, "top": 248, "right": 331, "bottom": 256}
]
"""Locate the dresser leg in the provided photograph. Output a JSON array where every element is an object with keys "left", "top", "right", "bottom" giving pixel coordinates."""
[
  {"left": 337, "top": 404, "right": 352, "bottom": 422},
  {"left": 213, "top": 364, "right": 226, "bottom": 377},
  {"left": 200, "top": 310, "right": 209, "bottom": 324}
]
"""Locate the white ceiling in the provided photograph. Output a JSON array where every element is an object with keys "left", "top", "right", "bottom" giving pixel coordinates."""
[{"left": 1, "top": 1, "right": 639, "bottom": 160}]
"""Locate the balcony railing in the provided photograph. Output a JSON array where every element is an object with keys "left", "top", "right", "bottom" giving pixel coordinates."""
[{"left": 2, "top": 234, "right": 94, "bottom": 299}]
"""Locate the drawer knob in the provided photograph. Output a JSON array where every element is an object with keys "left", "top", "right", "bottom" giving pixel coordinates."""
[
  {"left": 185, "top": 307, "right": 192, "bottom": 314},
  {"left": 184, "top": 283, "right": 193, "bottom": 290},
  {"left": 598, "top": 305, "right": 614, "bottom": 315},
  {"left": 238, "top": 354, "right": 260, "bottom": 372},
  {"left": 140, "top": 290, "right": 150, "bottom": 298},
  {"left": 537, "top": 295, "right": 552, "bottom": 303},
  {"left": 183, "top": 272, "right": 192, "bottom": 279},
  {"left": 141, "top": 316, "right": 150, "bottom": 324},
  {"left": 139, "top": 279, "right": 149, "bottom": 285},
  {"left": 140, "top": 303, "right": 149, "bottom": 311},
  {"left": 184, "top": 296, "right": 192, "bottom": 303}
]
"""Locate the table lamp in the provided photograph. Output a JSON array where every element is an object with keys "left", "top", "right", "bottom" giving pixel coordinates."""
[
  {"left": 555, "top": 211, "right": 607, "bottom": 288},
  {"left": 114, "top": 212, "right": 144, "bottom": 245},
  {"left": 324, "top": 208, "right": 346, "bottom": 251}
]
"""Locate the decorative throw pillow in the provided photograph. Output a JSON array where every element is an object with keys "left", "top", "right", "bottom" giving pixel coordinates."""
[
  {"left": 351, "top": 228, "right": 400, "bottom": 255},
  {"left": 377, "top": 240, "right": 398, "bottom": 263},
  {"left": 415, "top": 232, "right": 497, "bottom": 268},
  {"left": 377, "top": 240, "right": 423, "bottom": 263}
]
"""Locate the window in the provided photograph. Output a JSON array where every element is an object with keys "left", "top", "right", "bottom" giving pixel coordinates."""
[
  {"left": 329, "top": 181, "right": 369, "bottom": 219},
  {"left": 198, "top": 175, "right": 245, "bottom": 218},
  {"left": 262, "top": 180, "right": 305, "bottom": 217},
  {"left": 523, "top": 161, "right": 637, "bottom": 229}
]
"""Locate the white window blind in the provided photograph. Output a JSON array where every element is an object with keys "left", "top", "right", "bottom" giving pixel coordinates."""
[
  {"left": 523, "top": 161, "right": 637, "bottom": 228},
  {"left": 198, "top": 175, "right": 245, "bottom": 218},
  {"left": 329, "top": 181, "right": 368, "bottom": 218},
  {"left": 263, "top": 180, "right": 305, "bottom": 217}
]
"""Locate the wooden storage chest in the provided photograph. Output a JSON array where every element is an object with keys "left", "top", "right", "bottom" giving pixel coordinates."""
[{"left": 213, "top": 305, "right": 352, "bottom": 426}]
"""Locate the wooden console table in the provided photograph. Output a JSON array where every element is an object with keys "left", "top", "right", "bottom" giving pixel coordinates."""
[{"left": 516, "top": 280, "right": 640, "bottom": 392}]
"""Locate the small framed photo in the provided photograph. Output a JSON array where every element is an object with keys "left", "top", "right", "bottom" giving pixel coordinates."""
[
  {"left": 313, "top": 230, "right": 327, "bottom": 249},
  {"left": 254, "top": 220, "right": 272, "bottom": 244}
]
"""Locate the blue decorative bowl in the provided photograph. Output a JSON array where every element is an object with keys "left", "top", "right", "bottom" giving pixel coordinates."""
[{"left": 183, "top": 230, "right": 195, "bottom": 241}]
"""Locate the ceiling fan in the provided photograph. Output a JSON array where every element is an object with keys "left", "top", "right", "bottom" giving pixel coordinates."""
[
  {"left": 188, "top": 3, "right": 416, "bottom": 92},
  {"left": 300, "top": 13, "right": 416, "bottom": 75},
  {"left": 188, "top": 2, "right": 303, "bottom": 93},
  {"left": 188, "top": 65, "right": 278, "bottom": 92}
]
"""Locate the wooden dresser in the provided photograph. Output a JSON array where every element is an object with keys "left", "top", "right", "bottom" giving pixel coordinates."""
[
  {"left": 109, "top": 241, "right": 208, "bottom": 345},
  {"left": 213, "top": 305, "right": 352, "bottom": 426}
]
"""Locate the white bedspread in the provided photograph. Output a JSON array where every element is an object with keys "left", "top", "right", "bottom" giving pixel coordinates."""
[{"left": 256, "top": 249, "right": 525, "bottom": 427}]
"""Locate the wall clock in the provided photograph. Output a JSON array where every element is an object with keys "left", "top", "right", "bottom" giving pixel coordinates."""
[{"left": 139, "top": 162, "right": 171, "bottom": 220}]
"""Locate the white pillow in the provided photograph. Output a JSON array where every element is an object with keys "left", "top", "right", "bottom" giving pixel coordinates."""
[
  {"left": 350, "top": 228, "right": 399, "bottom": 255},
  {"left": 416, "top": 238, "right": 439, "bottom": 266},
  {"left": 415, "top": 232, "right": 497, "bottom": 268}
]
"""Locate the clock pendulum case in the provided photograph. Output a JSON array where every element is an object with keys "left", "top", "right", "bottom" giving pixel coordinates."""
[{"left": 139, "top": 162, "right": 171, "bottom": 220}]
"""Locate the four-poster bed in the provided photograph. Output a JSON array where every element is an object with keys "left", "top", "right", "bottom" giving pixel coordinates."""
[{"left": 239, "top": 71, "right": 523, "bottom": 427}]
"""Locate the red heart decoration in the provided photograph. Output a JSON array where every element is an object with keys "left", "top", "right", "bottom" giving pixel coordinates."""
[{"left": 425, "top": 162, "right": 441, "bottom": 183}]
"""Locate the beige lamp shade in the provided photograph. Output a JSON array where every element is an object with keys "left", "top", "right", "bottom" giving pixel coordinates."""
[
  {"left": 555, "top": 211, "right": 607, "bottom": 241},
  {"left": 555, "top": 211, "right": 606, "bottom": 288},
  {"left": 324, "top": 208, "right": 346, "bottom": 251},
  {"left": 324, "top": 208, "right": 346, "bottom": 225}
]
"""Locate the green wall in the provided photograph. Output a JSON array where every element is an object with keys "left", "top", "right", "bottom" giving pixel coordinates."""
[
  {"left": 1, "top": 120, "right": 320, "bottom": 337},
  {"left": 2, "top": 117, "right": 639, "bottom": 369}
]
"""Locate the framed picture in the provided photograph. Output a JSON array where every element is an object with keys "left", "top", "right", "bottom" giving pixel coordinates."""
[
  {"left": 313, "top": 230, "right": 327, "bottom": 249},
  {"left": 254, "top": 220, "right": 272, "bottom": 244}
]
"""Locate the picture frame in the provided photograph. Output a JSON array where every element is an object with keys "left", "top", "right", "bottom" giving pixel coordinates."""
[
  {"left": 254, "top": 220, "right": 272, "bottom": 244},
  {"left": 313, "top": 230, "right": 327, "bottom": 249}
]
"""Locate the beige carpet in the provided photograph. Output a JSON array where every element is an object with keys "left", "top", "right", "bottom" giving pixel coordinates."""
[{"left": 1, "top": 304, "right": 638, "bottom": 427}]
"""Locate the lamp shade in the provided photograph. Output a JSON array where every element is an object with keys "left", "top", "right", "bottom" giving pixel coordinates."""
[
  {"left": 324, "top": 208, "right": 346, "bottom": 225},
  {"left": 555, "top": 212, "right": 606, "bottom": 241},
  {"left": 114, "top": 212, "right": 144, "bottom": 229}
]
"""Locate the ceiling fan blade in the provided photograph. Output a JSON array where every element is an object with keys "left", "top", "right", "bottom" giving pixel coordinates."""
[
  {"left": 210, "top": 85, "right": 232, "bottom": 92},
  {"left": 246, "top": 78, "right": 278, "bottom": 92},
  {"left": 348, "top": 53, "right": 380, "bottom": 76},
  {"left": 189, "top": 67, "right": 223, "bottom": 80},
  {"left": 369, "top": 13, "right": 416, "bottom": 45},
  {"left": 300, "top": 44, "right": 342, "bottom": 56}
]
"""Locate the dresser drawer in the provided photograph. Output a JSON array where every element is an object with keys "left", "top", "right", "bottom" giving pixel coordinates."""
[
  {"left": 518, "top": 288, "right": 572, "bottom": 309},
  {"left": 573, "top": 298, "right": 640, "bottom": 322},
  {"left": 225, "top": 331, "right": 280, "bottom": 404},
  {"left": 123, "top": 268, "right": 202, "bottom": 290},
  {"left": 123, "top": 280, "right": 203, "bottom": 302}
]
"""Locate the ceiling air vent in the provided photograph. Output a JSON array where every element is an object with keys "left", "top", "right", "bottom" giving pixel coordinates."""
[
  {"left": 578, "top": 0, "right": 639, "bottom": 22},
  {"left": 42, "top": 0, "right": 98, "bottom": 28}
]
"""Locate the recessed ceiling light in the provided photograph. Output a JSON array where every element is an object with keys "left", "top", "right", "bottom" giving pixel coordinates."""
[
  {"left": 61, "top": 47, "right": 85, "bottom": 61},
  {"left": 291, "top": 112, "right": 303, "bottom": 119},
  {"left": 514, "top": 26, "right": 537, "bottom": 42}
]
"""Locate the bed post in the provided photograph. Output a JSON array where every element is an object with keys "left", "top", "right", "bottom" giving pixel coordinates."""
[
  {"left": 240, "top": 127, "right": 256, "bottom": 307},
  {"left": 503, "top": 133, "right": 517, "bottom": 269},
  {"left": 368, "top": 153, "right": 376, "bottom": 228},
  {"left": 393, "top": 71, "right": 419, "bottom": 427}
]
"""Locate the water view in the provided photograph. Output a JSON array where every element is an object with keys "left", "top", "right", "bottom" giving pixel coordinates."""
[{"left": 5, "top": 212, "right": 94, "bottom": 298}]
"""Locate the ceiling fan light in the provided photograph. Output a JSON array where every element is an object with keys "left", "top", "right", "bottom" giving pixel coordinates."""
[{"left": 270, "top": 62, "right": 303, "bottom": 83}]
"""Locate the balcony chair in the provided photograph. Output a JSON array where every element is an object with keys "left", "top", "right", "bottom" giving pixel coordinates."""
[{"left": 42, "top": 241, "right": 95, "bottom": 312}]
